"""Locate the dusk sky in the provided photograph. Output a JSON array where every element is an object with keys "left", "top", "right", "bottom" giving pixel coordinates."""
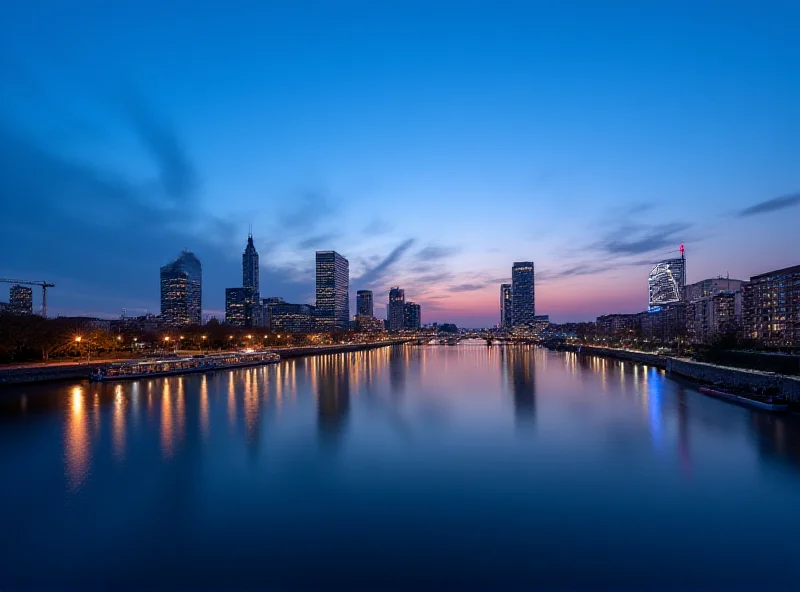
[{"left": 1, "top": 1, "right": 798, "bottom": 326}]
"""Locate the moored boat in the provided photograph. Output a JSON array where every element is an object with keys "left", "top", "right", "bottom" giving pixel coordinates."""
[
  {"left": 89, "top": 351, "right": 280, "bottom": 382},
  {"left": 698, "top": 386, "right": 788, "bottom": 412}
]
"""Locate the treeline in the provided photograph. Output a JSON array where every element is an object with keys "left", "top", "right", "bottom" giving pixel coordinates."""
[{"left": 0, "top": 314, "right": 365, "bottom": 364}]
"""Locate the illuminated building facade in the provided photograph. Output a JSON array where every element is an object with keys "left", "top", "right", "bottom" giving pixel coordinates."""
[
  {"left": 500, "top": 283, "right": 512, "bottom": 328},
  {"left": 270, "top": 303, "right": 317, "bottom": 333},
  {"left": 742, "top": 264, "right": 800, "bottom": 347},
  {"left": 388, "top": 287, "right": 405, "bottom": 331},
  {"left": 648, "top": 253, "right": 686, "bottom": 310},
  {"left": 315, "top": 251, "right": 350, "bottom": 331},
  {"left": 225, "top": 288, "right": 246, "bottom": 327},
  {"left": 160, "top": 250, "right": 202, "bottom": 326},
  {"left": 686, "top": 291, "right": 743, "bottom": 344},
  {"left": 357, "top": 290, "right": 374, "bottom": 317},
  {"left": 512, "top": 262, "right": 535, "bottom": 326},
  {"left": 9, "top": 285, "right": 33, "bottom": 315},
  {"left": 404, "top": 302, "right": 421, "bottom": 330}
]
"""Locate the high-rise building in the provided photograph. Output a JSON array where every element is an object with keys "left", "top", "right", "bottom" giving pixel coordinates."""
[
  {"left": 388, "top": 287, "right": 405, "bottom": 330},
  {"left": 686, "top": 291, "right": 743, "bottom": 344},
  {"left": 500, "top": 283, "right": 512, "bottom": 328},
  {"left": 242, "top": 232, "right": 260, "bottom": 326},
  {"left": 512, "top": 262, "right": 535, "bottom": 327},
  {"left": 9, "top": 285, "right": 33, "bottom": 315},
  {"left": 743, "top": 264, "right": 800, "bottom": 347},
  {"left": 356, "top": 290, "right": 374, "bottom": 317},
  {"left": 225, "top": 288, "right": 246, "bottom": 326},
  {"left": 649, "top": 250, "right": 686, "bottom": 310},
  {"left": 404, "top": 302, "right": 421, "bottom": 330},
  {"left": 242, "top": 232, "right": 260, "bottom": 299},
  {"left": 315, "top": 251, "right": 350, "bottom": 331},
  {"left": 262, "top": 296, "right": 285, "bottom": 329},
  {"left": 160, "top": 250, "right": 202, "bottom": 326}
]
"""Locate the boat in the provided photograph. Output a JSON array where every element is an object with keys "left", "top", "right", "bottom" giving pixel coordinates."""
[
  {"left": 89, "top": 351, "right": 280, "bottom": 382},
  {"left": 698, "top": 386, "right": 788, "bottom": 412}
]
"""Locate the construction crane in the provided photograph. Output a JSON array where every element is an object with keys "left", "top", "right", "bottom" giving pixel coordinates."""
[{"left": 0, "top": 278, "right": 56, "bottom": 317}]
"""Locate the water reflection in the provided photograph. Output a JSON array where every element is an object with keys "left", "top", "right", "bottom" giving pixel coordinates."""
[
  {"left": 64, "top": 386, "right": 90, "bottom": 492},
  {"left": 503, "top": 345, "right": 536, "bottom": 425},
  {"left": 316, "top": 354, "right": 351, "bottom": 446}
]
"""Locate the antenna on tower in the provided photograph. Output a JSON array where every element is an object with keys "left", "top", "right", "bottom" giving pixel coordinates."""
[{"left": 248, "top": 223, "right": 252, "bottom": 238}]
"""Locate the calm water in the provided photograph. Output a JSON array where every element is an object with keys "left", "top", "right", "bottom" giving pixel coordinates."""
[{"left": 1, "top": 343, "right": 800, "bottom": 590}]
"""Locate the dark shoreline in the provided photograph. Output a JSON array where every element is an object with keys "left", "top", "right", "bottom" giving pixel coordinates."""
[
  {"left": 0, "top": 340, "right": 413, "bottom": 387},
  {"left": 555, "top": 344, "right": 800, "bottom": 404}
]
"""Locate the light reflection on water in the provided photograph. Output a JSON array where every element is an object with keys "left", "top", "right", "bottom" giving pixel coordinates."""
[{"left": 1, "top": 344, "right": 800, "bottom": 589}]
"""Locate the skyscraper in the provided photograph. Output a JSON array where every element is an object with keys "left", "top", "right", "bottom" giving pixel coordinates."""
[
  {"left": 357, "top": 290, "right": 374, "bottom": 317},
  {"left": 9, "top": 285, "right": 33, "bottom": 315},
  {"left": 648, "top": 254, "right": 686, "bottom": 310},
  {"left": 404, "top": 302, "right": 421, "bottom": 329},
  {"left": 242, "top": 232, "right": 260, "bottom": 299},
  {"left": 512, "top": 262, "right": 535, "bottom": 327},
  {"left": 225, "top": 288, "right": 246, "bottom": 326},
  {"left": 315, "top": 251, "right": 350, "bottom": 331},
  {"left": 160, "top": 250, "right": 202, "bottom": 326},
  {"left": 242, "top": 232, "right": 260, "bottom": 325},
  {"left": 388, "top": 287, "right": 405, "bottom": 330},
  {"left": 500, "top": 283, "right": 512, "bottom": 328}
]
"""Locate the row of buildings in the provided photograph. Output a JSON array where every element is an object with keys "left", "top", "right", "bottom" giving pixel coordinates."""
[
  {"left": 596, "top": 247, "right": 800, "bottom": 348},
  {"left": 0, "top": 285, "right": 34, "bottom": 315},
  {"left": 157, "top": 234, "right": 423, "bottom": 333}
]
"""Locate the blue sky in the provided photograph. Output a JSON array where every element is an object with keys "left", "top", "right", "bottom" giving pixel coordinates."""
[{"left": 1, "top": 1, "right": 798, "bottom": 326}]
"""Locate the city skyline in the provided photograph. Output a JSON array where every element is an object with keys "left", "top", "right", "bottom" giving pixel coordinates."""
[{"left": 1, "top": 3, "right": 799, "bottom": 325}]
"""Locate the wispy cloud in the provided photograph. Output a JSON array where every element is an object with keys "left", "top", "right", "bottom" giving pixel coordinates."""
[
  {"left": 596, "top": 221, "right": 690, "bottom": 256},
  {"left": 296, "top": 232, "right": 339, "bottom": 250},
  {"left": 414, "top": 244, "right": 461, "bottom": 261},
  {"left": 362, "top": 217, "right": 393, "bottom": 236},
  {"left": 738, "top": 192, "right": 800, "bottom": 217},
  {"left": 355, "top": 239, "right": 416, "bottom": 287},
  {"left": 449, "top": 283, "right": 485, "bottom": 292}
]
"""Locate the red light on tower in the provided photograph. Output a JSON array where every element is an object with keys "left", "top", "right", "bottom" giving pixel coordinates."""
[{"left": 680, "top": 244, "right": 685, "bottom": 257}]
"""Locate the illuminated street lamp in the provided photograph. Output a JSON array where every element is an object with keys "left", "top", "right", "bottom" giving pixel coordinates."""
[{"left": 75, "top": 336, "right": 91, "bottom": 363}]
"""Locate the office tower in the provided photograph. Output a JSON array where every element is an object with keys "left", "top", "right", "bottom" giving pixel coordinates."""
[
  {"left": 500, "top": 283, "right": 512, "bottom": 328},
  {"left": 356, "top": 290, "right": 374, "bottom": 317},
  {"left": 160, "top": 250, "right": 202, "bottom": 326},
  {"left": 269, "top": 302, "right": 317, "bottom": 333},
  {"left": 225, "top": 288, "right": 246, "bottom": 327},
  {"left": 684, "top": 277, "right": 745, "bottom": 302},
  {"left": 743, "top": 264, "right": 800, "bottom": 347},
  {"left": 404, "top": 302, "right": 421, "bottom": 329},
  {"left": 512, "top": 262, "right": 535, "bottom": 326},
  {"left": 242, "top": 232, "right": 260, "bottom": 299},
  {"left": 315, "top": 251, "right": 350, "bottom": 331},
  {"left": 649, "top": 248, "right": 686, "bottom": 310},
  {"left": 9, "top": 285, "right": 33, "bottom": 315},
  {"left": 388, "top": 287, "right": 405, "bottom": 330}
]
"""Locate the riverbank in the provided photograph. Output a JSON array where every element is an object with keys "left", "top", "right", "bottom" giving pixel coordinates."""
[
  {"left": 559, "top": 344, "right": 800, "bottom": 403},
  {"left": 0, "top": 340, "right": 413, "bottom": 386}
]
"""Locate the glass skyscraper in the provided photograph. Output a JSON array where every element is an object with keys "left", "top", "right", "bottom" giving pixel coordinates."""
[
  {"left": 160, "top": 250, "right": 202, "bottom": 326},
  {"left": 648, "top": 256, "right": 686, "bottom": 310},
  {"left": 388, "top": 287, "right": 405, "bottom": 330},
  {"left": 242, "top": 233, "right": 260, "bottom": 326},
  {"left": 225, "top": 288, "right": 246, "bottom": 326},
  {"left": 500, "top": 283, "right": 512, "bottom": 328},
  {"left": 356, "top": 290, "right": 374, "bottom": 317},
  {"left": 404, "top": 302, "right": 421, "bottom": 329},
  {"left": 315, "top": 251, "right": 350, "bottom": 331},
  {"left": 512, "top": 262, "right": 535, "bottom": 327}
]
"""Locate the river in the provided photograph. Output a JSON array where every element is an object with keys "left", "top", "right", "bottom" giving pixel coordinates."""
[{"left": 1, "top": 342, "right": 799, "bottom": 589}]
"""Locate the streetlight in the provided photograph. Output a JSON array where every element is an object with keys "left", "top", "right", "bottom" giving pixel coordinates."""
[
  {"left": 75, "top": 336, "right": 90, "bottom": 363},
  {"left": 201, "top": 334, "right": 207, "bottom": 353}
]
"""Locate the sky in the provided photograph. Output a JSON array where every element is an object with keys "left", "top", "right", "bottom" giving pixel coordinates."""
[{"left": 0, "top": 0, "right": 798, "bottom": 327}]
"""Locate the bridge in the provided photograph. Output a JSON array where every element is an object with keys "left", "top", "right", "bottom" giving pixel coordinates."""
[{"left": 412, "top": 332, "right": 541, "bottom": 346}]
